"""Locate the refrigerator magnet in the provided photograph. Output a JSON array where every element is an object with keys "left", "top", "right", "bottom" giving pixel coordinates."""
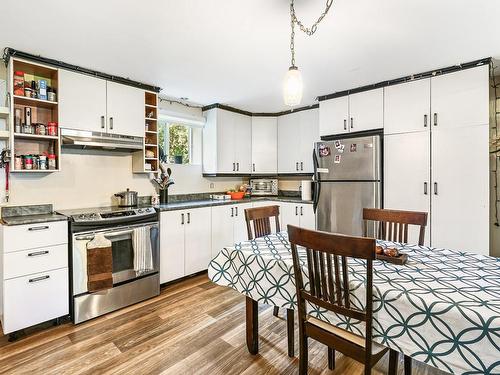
[
  {"left": 338, "top": 144, "right": 345, "bottom": 153},
  {"left": 350, "top": 144, "right": 357, "bottom": 152},
  {"left": 334, "top": 155, "right": 341, "bottom": 164},
  {"left": 334, "top": 140, "right": 342, "bottom": 149},
  {"left": 319, "top": 144, "right": 331, "bottom": 157}
]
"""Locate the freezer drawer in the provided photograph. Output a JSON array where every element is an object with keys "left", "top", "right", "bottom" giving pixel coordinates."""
[{"left": 316, "top": 181, "right": 380, "bottom": 237}]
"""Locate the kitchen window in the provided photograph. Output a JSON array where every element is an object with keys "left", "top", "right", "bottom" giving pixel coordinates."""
[{"left": 158, "top": 111, "right": 205, "bottom": 165}]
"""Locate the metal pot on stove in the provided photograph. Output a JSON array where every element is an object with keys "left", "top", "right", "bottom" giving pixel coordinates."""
[{"left": 114, "top": 188, "right": 138, "bottom": 207}]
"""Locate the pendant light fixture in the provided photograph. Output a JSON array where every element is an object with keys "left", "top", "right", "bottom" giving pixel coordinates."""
[{"left": 283, "top": 0, "right": 334, "bottom": 107}]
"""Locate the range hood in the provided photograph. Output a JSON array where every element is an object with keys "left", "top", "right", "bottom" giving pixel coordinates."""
[{"left": 61, "top": 129, "right": 143, "bottom": 152}]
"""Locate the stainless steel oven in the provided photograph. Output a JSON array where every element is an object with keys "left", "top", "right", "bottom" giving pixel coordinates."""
[
  {"left": 58, "top": 206, "right": 160, "bottom": 324},
  {"left": 250, "top": 178, "right": 278, "bottom": 196}
]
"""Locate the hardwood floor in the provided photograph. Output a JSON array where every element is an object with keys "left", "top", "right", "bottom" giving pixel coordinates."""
[{"left": 0, "top": 274, "right": 449, "bottom": 375}]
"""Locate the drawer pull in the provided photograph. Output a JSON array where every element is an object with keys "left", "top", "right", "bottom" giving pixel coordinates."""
[
  {"left": 28, "top": 225, "right": 49, "bottom": 231},
  {"left": 27, "top": 250, "right": 49, "bottom": 257},
  {"left": 29, "top": 275, "right": 50, "bottom": 283}
]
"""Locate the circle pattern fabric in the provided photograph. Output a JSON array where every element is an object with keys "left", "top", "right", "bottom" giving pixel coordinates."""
[{"left": 208, "top": 232, "right": 500, "bottom": 375}]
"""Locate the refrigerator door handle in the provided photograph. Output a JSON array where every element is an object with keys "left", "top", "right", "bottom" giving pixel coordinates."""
[{"left": 312, "top": 148, "right": 321, "bottom": 213}]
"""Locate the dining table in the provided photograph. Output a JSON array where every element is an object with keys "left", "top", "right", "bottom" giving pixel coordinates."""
[{"left": 208, "top": 231, "right": 500, "bottom": 375}]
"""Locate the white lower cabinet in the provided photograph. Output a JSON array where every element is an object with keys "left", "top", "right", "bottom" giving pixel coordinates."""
[
  {"left": 211, "top": 203, "right": 252, "bottom": 257},
  {"left": 0, "top": 221, "right": 69, "bottom": 334},
  {"left": 160, "top": 207, "right": 212, "bottom": 284},
  {"left": 252, "top": 201, "right": 315, "bottom": 232},
  {"left": 3, "top": 268, "right": 68, "bottom": 333}
]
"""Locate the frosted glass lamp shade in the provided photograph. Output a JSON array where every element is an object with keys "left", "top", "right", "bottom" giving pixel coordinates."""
[{"left": 283, "top": 66, "right": 303, "bottom": 106}]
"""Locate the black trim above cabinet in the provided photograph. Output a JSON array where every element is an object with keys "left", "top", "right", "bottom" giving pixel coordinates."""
[
  {"left": 202, "top": 173, "right": 252, "bottom": 178},
  {"left": 3, "top": 47, "right": 161, "bottom": 93},
  {"left": 317, "top": 57, "right": 491, "bottom": 102},
  {"left": 201, "top": 103, "right": 319, "bottom": 117}
]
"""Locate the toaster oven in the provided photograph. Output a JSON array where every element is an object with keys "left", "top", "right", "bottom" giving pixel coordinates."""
[{"left": 250, "top": 179, "right": 278, "bottom": 196}]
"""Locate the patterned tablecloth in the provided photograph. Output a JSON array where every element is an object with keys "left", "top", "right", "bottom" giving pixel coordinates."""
[{"left": 208, "top": 232, "right": 500, "bottom": 375}]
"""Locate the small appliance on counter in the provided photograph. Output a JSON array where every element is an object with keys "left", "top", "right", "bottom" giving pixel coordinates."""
[
  {"left": 114, "top": 188, "right": 138, "bottom": 207},
  {"left": 250, "top": 178, "right": 278, "bottom": 196}
]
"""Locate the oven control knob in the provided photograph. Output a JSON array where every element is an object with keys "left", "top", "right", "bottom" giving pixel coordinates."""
[{"left": 138, "top": 209, "right": 144, "bottom": 213}]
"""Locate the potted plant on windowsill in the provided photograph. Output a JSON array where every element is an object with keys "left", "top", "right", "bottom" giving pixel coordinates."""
[{"left": 171, "top": 144, "right": 184, "bottom": 164}]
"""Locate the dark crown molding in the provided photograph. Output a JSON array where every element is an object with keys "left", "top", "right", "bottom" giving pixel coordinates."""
[{"left": 201, "top": 103, "right": 319, "bottom": 117}]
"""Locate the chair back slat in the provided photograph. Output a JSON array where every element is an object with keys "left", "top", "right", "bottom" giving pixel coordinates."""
[
  {"left": 288, "top": 225, "right": 375, "bottom": 325},
  {"left": 363, "top": 208, "right": 428, "bottom": 245},
  {"left": 244, "top": 205, "right": 280, "bottom": 240}
]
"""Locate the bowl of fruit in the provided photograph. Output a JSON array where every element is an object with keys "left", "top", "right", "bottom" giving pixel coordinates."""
[{"left": 227, "top": 190, "right": 245, "bottom": 200}]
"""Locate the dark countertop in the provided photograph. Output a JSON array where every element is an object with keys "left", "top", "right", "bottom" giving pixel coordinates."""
[
  {"left": 154, "top": 196, "right": 312, "bottom": 212},
  {"left": 1, "top": 212, "right": 68, "bottom": 226}
]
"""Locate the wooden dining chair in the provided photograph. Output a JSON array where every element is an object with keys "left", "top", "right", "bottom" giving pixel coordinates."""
[
  {"left": 362, "top": 208, "right": 428, "bottom": 246},
  {"left": 362, "top": 208, "right": 428, "bottom": 375},
  {"left": 244, "top": 205, "right": 295, "bottom": 357},
  {"left": 288, "top": 224, "right": 398, "bottom": 375}
]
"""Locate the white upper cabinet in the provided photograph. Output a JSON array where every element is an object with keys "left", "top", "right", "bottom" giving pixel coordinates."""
[
  {"left": 59, "top": 69, "right": 144, "bottom": 137},
  {"left": 319, "top": 88, "right": 383, "bottom": 137},
  {"left": 106, "top": 81, "right": 144, "bottom": 137},
  {"left": 251, "top": 117, "right": 277, "bottom": 174},
  {"left": 203, "top": 108, "right": 252, "bottom": 174},
  {"left": 59, "top": 69, "right": 107, "bottom": 133},
  {"left": 278, "top": 108, "right": 319, "bottom": 174},
  {"left": 348, "top": 88, "right": 384, "bottom": 132},
  {"left": 299, "top": 108, "right": 319, "bottom": 173},
  {"left": 319, "top": 95, "right": 349, "bottom": 136},
  {"left": 278, "top": 112, "right": 301, "bottom": 173},
  {"left": 384, "top": 78, "right": 431, "bottom": 135},
  {"left": 431, "top": 65, "right": 489, "bottom": 129},
  {"left": 233, "top": 113, "right": 252, "bottom": 173}
]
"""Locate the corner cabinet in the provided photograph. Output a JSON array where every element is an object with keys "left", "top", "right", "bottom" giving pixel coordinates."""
[
  {"left": 59, "top": 69, "right": 144, "bottom": 137},
  {"left": 251, "top": 117, "right": 277, "bottom": 174},
  {"left": 159, "top": 207, "right": 212, "bottom": 284},
  {"left": 202, "top": 108, "right": 252, "bottom": 175},
  {"left": 278, "top": 108, "right": 319, "bottom": 174}
]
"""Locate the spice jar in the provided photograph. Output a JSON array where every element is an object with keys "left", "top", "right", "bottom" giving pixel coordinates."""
[
  {"left": 14, "top": 156, "right": 22, "bottom": 170},
  {"left": 24, "top": 155, "right": 33, "bottom": 170},
  {"left": 14, "top": 108, "right": 22, "bottom": 133},
  {"left": 47, "top": 87, "right": 57, "bottom": 102},
  {"left": 38, "top": 155, "right": 48, "bottom": 170},
  {"left": 24, "top": 88, "right": 33, "bottom": 98},
  {"left": 22, "top": 123, "right": 32, "bottom": 134},
  {"left": 32, "top": 155, "right": 39, "bottom": 170},
  {"left": 13, "top": 71, "right": 24, "bottom": 96},
  {"left": 36, "top": 123, "right": 46, "bottom": 135},
  {"left": 48, "top": 154, "right": 56, "bottom": 170},
  {"left": 47, "top": 122, "right": 58, "bottom": 136}
]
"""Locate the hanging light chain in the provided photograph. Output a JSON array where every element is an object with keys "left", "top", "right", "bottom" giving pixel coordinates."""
[
  {"left": 289, "top": 0, "right": 333, "bottom": 68},
  {"left": 290, "top": 0, "right": 334, "bottom": 36}
]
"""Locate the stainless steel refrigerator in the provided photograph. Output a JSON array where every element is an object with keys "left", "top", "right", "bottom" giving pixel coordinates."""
[{"left": 313, "top": 134, "right": 381, "bottom": 237}]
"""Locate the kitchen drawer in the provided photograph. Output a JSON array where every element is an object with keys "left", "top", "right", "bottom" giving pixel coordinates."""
[
  {"left": 3, "top": 244, "right": 68, "bottom": 280},
  {"left": 2, "top": 268, "right": 68, "bottom": 334},
  {"left": 2, "top": 221, "right": 68, "bottom": 253}
]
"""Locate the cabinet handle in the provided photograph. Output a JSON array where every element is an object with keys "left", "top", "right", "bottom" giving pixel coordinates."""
[
  {"left": 434, "top": 182, "right": 438, "bottom": 195},
  {"left": 187, "top": 212, "right": 190, "bottom": 224},
  {"left": 235, "top": 206, "right": 238, "bottom": 216},
  {"left": 231, "top": 207, "right": 234, "bottom": 217},
  {"left": 236, "top": 162, "right": 239, "bottom": 172},
  {"left": 109, "top": 117, "right": 114, "bottom": 130},
  {"left": 295, "top": 206, "right": 298, "bottom": 216},
  {"left": 28, "top": 225, "right": 49, "bottom": 231},
  {"left": 252, "top": 163, "right": 255, "bottom": 172},
  {"left": 29, "top": 275, "right": 50, "bottom": 283},
  {"left": 424, "top": 182, "right": 428, "bottom": 195},
  {"left": 181, "top": 213, "right": 185, "bottom": 225},
  {"left": 350, "top": 117, "right": 354, "bottom": 129},
  {"left": 343, "top": 119, "right": 347, "bottom": 130},
  {"left": 433, "top": 113, "right": 438, "bottom": 126},
  {"left": 232, "top": 163, "right": 235, "bottom": 172},
  {"left": 424, "top": 114, "right": 428, "bottom": 127},
  {"left": 300, "top": 206, "right": 303, "bottom": 216},
  {"left": 296, "top": 162, "right": 299, "bottom": 171},
  {"left": 300, "top": 161, "right": 303, "bottom": 171},
  {"left": 28, "top": 250, "right": 49, "bottom": 257},
  {"left": 101, "top": 115, "right": 105, "bottom": 129}
]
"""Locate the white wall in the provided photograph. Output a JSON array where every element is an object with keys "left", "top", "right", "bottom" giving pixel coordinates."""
[{"left": 0, "top": 63, "right": 243, "bottom": 210}]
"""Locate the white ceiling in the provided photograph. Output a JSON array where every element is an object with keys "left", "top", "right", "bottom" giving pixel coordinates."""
[{"left": 1, "top": 0, "right": 500, "bottom": 112}]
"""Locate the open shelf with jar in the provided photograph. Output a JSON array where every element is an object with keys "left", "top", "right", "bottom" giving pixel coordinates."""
[
  {"left": 9, "top": 57, "right": 61, "bottom": 172},
  {"left": 133, "top": 91, "right": 159, "bottom": 173}
]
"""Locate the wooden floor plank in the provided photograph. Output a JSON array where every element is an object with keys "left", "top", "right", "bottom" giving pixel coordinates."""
[{"left": 0, "top": 274, "right": 449, "bottom": 375}]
